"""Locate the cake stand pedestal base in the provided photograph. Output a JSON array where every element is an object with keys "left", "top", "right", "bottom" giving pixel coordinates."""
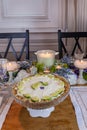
[{"left": 27, "top": 107, "right": 55, "bottom": 118}]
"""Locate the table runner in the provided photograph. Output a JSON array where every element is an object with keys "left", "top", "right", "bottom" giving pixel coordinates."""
[
  {"left": 70, "top": 86, "right": 87, "bottom": 130},
  {"left": 1, "top": 96, "right": 79, "bottom": 130}
]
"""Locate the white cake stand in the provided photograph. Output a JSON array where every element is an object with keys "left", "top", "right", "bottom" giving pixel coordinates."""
[
  {"left": 12, "top": 75, "right": 70, "bottom": 118},
  {"left": 27, "top": 107, "right": 55, "bottom": 118}
]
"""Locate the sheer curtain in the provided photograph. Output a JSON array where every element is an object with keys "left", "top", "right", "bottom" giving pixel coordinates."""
[
  {"left": 60, "top": 0, "right": 87, "bottom": 55},
  {"left": 64, "top": 0, "right": 87, "bottom": 32},
  {"left": 67, "top": 0, "right": 76, "bottom": 32},
  {"left": 76, "top": 0, "right": 87, "bottom": 55}
]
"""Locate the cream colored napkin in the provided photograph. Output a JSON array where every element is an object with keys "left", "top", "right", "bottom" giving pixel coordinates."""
[
  {"left": 70, "top": 86, "right": 87, "bottom": 130},
  {"left": 0, "top": 96, "right": 13, "bottom": 130}
]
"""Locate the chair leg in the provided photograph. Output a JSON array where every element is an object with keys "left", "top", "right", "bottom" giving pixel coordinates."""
[{"left": 0, "top": 53, "right": 2, "bottom": 58}]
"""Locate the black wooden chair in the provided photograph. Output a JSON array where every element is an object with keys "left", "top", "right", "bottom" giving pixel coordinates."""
[
  {"left": 0, "top": 30, "right": 30, "bottom": 61},
  {"left": 58, "top": 30, "right": 87, "bottom": 59}
]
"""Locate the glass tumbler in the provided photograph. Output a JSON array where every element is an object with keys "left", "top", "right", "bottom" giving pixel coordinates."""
[{"left": 0, "top": 58, "right": 8, "bottom": 82}]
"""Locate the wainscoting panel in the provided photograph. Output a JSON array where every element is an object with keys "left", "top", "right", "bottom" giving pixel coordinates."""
[
  {"left": 3, "top": 0, "right": 48, "bottom": 19},
  {"left": 0, "top": 0, "right": 60, "bottom": 29}
]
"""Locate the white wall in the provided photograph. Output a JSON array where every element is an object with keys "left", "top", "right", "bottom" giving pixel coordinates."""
[
  {"left": 0, "top": 0, "right": 65, "bottom": 52},
  {"left": 0, "top": 0, "right": 87, "bottom": 54}
]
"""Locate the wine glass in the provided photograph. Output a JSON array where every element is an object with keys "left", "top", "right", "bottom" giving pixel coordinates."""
[
  {"left": 0, "top": 59, "right": 8, "bottom": 91},
  {"left": 74, "top": 52, "right": 87, "bottom": 84},
  {"left": 74, "top": 52, "right": 84, "bottom": 60}
]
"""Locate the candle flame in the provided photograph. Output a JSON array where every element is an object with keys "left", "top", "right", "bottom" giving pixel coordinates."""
[
  {"left": 56, "top": 65, "right": 62, "bottom": 69},
  {"left": 80, "top": 60, "right": 83, "bottom": 63},
  {"left": 6, "top": 61, "right": 18, "bottom": 71},
  {"left": 40, "top": 52, "right": 52, "bottom": 58},
  {"left": 8, "top": 62, "right": 12, "bottom": 66}
]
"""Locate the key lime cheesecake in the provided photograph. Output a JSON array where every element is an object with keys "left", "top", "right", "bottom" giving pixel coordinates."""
[{"left": 12, "top": 74, "right": 70, "bottom": 109}]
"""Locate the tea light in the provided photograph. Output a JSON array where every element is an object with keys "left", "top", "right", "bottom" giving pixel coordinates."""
[
  {"left": 56, "top": 65, "right": 62, "bottom": 69},
  {"left": 6, "top": 61, "right": 19, "bottom": 72},
  {"left": 74, "top": 60, "right": 87, "bottom": 69},
  {"left": 44, "top": 68, "right": 50, "bottom": 74}
]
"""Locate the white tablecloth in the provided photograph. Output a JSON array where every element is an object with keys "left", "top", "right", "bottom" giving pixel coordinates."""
[
  {"left": 0, "top": 91, "right": 13, "bottom": 130},
  {"left": 70, "top": 86, "right": 87, "bottom": 130}
]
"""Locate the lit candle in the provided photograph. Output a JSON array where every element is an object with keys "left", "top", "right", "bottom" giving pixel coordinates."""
[
  {"left": 6, "top": 61, "right": 19, "bottom": 72},
  {"left": 74, "top": 60, "right": 87, "bottom": 69},
  {"left": 56, "top": 65, "right": 62, "bottom": 69},
  {"left": 38, "top": 52, "right": 54, "bottom": 67},
  {"left": 74, "top": 59, "right": 87, "bottom": 84},
  {"left": 35, "top": 50, "right": 58, "bottom": 67},
  {"left": 44, "top": 68, "right": 50, "bottom": 74}
]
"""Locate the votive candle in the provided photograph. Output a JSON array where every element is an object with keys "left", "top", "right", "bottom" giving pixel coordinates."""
[
  {"left": 74, "top": 60, "right": 87, "bottom": 69},
  {"left": 6, "top": 61, "right": 19, "bottom": 71}
]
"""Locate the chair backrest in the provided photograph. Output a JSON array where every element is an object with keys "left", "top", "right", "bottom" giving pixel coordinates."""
[
  {"left": 58, "top": 30, "right": 87, "bottom": 59},
  {"left": 0, "top": 30, "right": 29, "bottom": 61}
]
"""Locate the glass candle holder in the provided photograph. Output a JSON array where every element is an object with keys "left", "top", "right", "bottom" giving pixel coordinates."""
[
  {"left": 35, "top": 50, "right": 59, "bottom": 68},
  {"left": 74, "top": 59, "right": 87, "bottom": 84},
  {"left": 74, "top": 52, "right": 84, "bottom": 60},
  {"left": 0, "top": 58, "right": 8, "bottom": 82},
  {"left": 6, "top": 61, "right": 19, "bottom": 82}
]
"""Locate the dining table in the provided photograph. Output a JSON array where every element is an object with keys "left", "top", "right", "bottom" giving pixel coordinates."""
[{"left": 0, "top": 60, "right": 87, "bottom": 130}]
